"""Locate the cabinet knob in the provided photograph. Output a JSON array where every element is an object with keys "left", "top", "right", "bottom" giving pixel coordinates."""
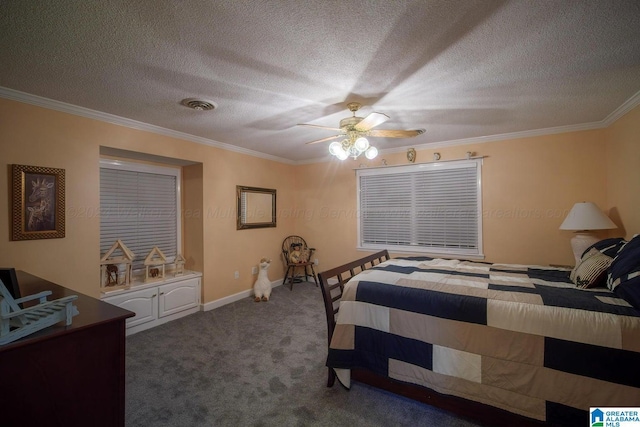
[{"left": 160, "top": 292, "right": 164, "bottom": 295}]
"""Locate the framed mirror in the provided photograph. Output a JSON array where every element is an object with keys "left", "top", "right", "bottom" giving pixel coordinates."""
[{"left": 236, "top": 186, "right": 277, "bottom": 230}]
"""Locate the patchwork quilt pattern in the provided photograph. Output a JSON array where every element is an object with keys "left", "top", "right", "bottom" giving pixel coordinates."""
[{"left": 326, "top": 257, "right": 640, "bottom": 423}]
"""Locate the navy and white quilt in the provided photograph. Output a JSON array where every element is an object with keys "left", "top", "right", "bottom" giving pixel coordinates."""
[{"left": 327, "top": 257, "right": 640, "bottom": 423}]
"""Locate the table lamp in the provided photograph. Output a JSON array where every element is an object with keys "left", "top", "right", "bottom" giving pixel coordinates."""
[{"left": 559, "top": 202, "right": 616, "bottom": 265}]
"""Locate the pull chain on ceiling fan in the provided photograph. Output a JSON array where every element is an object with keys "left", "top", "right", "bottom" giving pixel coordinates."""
[{"left": 298, "top": 102, "right": 425, "bottom": 160}]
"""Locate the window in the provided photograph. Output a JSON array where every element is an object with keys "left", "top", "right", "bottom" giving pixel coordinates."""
[
  {"left": 357, "top": 159, "right": 482, "bottom": 257},
  {"left": 100, "top": 159, "right": 181, "bottom": 271}
]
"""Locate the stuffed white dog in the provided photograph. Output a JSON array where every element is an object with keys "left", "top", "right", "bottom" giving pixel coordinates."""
[{"left": 253, "top": 258, "right": 272, "bottom": 302}]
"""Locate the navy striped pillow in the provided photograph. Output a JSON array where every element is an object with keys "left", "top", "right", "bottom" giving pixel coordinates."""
[{"left": 572, "top": 249, "right": 613, "bottom": 289}]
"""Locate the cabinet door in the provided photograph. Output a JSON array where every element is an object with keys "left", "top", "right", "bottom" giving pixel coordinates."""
[
  {"left": 103, "top": 287, "right": 158, "bottom": 328},
  {"left": 158, "top": 278, "right": 200, "bottom": 318}
]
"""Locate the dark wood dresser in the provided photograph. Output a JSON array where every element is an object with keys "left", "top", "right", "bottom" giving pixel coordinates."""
[{"left": 0, "top": 271, "right": 134, "bottom": 427}]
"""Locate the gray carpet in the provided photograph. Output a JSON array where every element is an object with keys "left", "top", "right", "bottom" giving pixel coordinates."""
[{"left": 126, "top": 281, "right": 482, "bottom": 427}]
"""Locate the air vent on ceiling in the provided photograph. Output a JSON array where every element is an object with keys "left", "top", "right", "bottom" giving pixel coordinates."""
[{"left": 180, "top": 98, "right": 216, "bottom": 111}]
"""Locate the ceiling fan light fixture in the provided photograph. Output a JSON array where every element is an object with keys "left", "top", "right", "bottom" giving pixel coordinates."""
[
  {"left": 336, "top": 149, "right": 349, "bottom": 161},
  {"left": 303, "top": 101, "right": 423, "bottom": 161},
  {"left": 348, "top": 145, "right": 360, "bottom": 158},
  {"left": 328, "top": 135, "right": 378, "bottom": 160},
  {"left": 365, "top": 146, "right": 378, "bottom": 160},
  {"left": 354, "top": 136, "right": 370, "bottom": 151},
  {"left": 329, "top": 141, "right": 343, "bottom": 156}
]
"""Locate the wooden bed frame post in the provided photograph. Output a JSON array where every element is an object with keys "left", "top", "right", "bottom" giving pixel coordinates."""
[{"left": 318, "top": 250, "right": 390, "bottom": 387}]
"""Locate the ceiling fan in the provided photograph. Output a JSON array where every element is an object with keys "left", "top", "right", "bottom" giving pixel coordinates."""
[{"left": 298, "top": 102, "right": 425, "bottom": 160}]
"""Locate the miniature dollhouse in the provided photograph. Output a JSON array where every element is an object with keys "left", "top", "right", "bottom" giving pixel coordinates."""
[
  {"left": 100, "top": 239, "right": 134, "bottom": 290},
  {"left": 174, "top": 253, "right": 186, "bottom": 276},
  {"left": 144, "top": 246, "right": 167, "bottom": 282}
]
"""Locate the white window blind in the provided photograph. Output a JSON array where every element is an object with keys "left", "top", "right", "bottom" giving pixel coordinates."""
[
  {"left": 357, "top": 159, "right": 482, "bottom": 257},
  {"left": 100, "top": 161, "right": 180, "bottom": 271}
]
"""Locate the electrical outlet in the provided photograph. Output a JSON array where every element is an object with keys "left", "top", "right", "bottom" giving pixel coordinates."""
[
  {"left": 314, "top": 258, "right": 319, "bottom": 265},
  {"left": 234, "top": 271, "right": 239, "bottom": 279},
  {"left": 252, "top": 266, "right": 258, "bottom": 275}
]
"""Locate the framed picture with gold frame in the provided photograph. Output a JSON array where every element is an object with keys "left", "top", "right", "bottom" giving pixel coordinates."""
[
  {"left": 11, "top": 164, "right": 65, "bottom": 240},
  {"left": 236, "top": 185, "right": 276, "bottom": 230}
]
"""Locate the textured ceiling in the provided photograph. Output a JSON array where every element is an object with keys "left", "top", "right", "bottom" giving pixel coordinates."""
[{"left": 1, "top": 1, "right": 639, "bottom": 163}]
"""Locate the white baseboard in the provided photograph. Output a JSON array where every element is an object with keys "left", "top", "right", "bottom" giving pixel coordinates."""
[{"left": 201, "top": 279, "right": 282, "bottom": 311}]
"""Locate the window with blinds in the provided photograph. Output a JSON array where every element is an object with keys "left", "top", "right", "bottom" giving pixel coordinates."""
[
  {"left": 357, "top": 159, "right": 482, "bottom": 257},
  {"left": 100, "top": 160, "right": 181, "bottom": 271}
]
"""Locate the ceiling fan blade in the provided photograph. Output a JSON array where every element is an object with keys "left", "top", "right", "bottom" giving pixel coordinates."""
[
  {"left": 298, "top": 123, "right": 342, "bottom": 131},
  {"left": 304, "top": 134, "right": 343, "bottom": 145},
  {"left": 368, "top": 129, "right": 426, "bottom": 138},
  {"left": 354, "top": 112, "right": 389, "bottom": 131}
]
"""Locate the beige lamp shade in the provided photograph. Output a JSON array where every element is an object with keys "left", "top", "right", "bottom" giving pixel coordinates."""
[
  {"left": 559, "top": 202, "right": 616, "bottom": 231},
  {"left": 560, "top": 202, "right": 616, "bottom": 265}
]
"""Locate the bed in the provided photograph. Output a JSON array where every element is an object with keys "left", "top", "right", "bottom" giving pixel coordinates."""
[{"left": 319, "top": 243, "right": 640, "bottom": 427}]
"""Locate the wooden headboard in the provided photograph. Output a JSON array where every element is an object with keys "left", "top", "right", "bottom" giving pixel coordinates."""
[{"left": 317, "top": 250, "right": 390, "bottom": 386}]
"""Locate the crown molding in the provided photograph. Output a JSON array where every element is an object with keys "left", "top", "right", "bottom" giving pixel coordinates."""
[
  {"left": 0, "top": 87, "right": 295, "bottom": 165},
  {"left": 381, "top": 121, "right": 606, "bottom": 155},
  {"left": 3, "top": 86, "right": 638, "bottom": 167},
  {"left": 295, "top": 91, "right": 640, "bottom": 164},
  {"left": 602, "top": 89, "right": 640, "bottom": 126},
  {"left": 299, "top": 121, "right": 606, "bottom": 164}
]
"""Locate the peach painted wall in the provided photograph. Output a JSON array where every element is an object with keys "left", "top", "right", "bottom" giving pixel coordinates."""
[
  {"left": 605, "top": 105, "right": 640, "bottom": 239},
  {"left": 0, "top": 98, "right": 297, "bottom": 301},
  {"left": 183, "top": 163, "right": 204, "bottom": 277},
  {"left": 198, "top": 149, "right": 296, "bottom": 301},
  {"left": 295, "top": 129, "right": 610, "bottom": 269},
  {"left": 0, "top": 100, "right": 101, "bottom": 294},
  {"left": 290, "top": 161, "right": 362, "bottom": 271},
  {"left": 1, "top": 96, "right": 638, "bottom": 303}
]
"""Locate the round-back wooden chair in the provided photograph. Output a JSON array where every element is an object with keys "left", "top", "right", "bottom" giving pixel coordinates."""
[{"left": 281, "top": 235, "right": 318, "bottom": 290}]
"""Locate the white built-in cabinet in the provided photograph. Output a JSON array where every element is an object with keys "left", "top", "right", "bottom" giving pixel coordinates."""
[{"left": 102, "top": 272, "right": 201, "bottom": 335}]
